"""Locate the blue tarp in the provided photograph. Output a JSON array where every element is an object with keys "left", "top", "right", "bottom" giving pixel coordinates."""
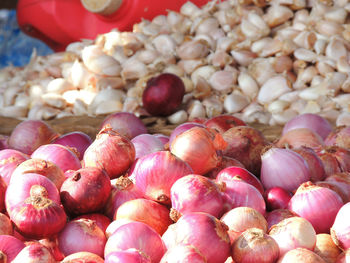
[{"left": 0, "top": 9, "right": 53, "bottom": 68}]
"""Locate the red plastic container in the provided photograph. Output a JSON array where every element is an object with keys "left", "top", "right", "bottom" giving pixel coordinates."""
[{"left": 17, "top": 0, "right": 210, "bottom": 52}]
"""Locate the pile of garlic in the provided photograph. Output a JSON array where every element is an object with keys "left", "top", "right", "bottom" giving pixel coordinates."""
[{"left": 1, "top": 0, "right": 350, "bottom": 127}]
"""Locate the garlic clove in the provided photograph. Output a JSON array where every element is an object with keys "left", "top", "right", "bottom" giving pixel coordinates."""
[
  {"left": 257, "top": 75, "right": 292, "bottom": 104},
  {"left": 168, "top": 110, "right": 188, "bottom": 125},
  {"left": 224, "top": 92, "right": 250, "bottom": 114}
]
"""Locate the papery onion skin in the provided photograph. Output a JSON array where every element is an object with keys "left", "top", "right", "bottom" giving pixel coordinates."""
[
  {"left": 277, "top": 128, "right": 324, "bottom": 149},
  {"left": 315, "top": 148, "right": 343, "bottom": 177},
  {"left": 222, "top": 126, "right": 270, "bottom": 176},
  {"left": 58, "top": 218, "right": 107, "bottom": 257},
  {"left": 31, "top": 144, "right": 82, "bottom": 173},
  {"left": 314, "top": 234, "right": 341, "bottom": 263},
  {"left": 52, "top": 131, "right": 92, "bottom": 160},
  {"left": 160, "top": 244, "right": 207, "bottom": 263},
  {"left": 325, "top": 126, "right": 350, "bottom": 149},
  {"left": 171, "top": 212, "right": 231, "bottom": 263},
  {"left": 331, "top": 202, "right": 350, "bottom": 250},
  {"left": 115, "top": 198, "right": 172, "bottom": 235},
  {"left": 170, "top": 174, "right": 226, "bottom": 219},
  {"left": 327, "top": 147, "right": 350, "bottom": 173},
  {"left": 100, "top": 112, "right": 147, "bottom": 140},
  {"left": 83, "top": 126, "right": 135, "bottom": 179},
  {"left": 61, "top": 251, "right": 105, "bottom": 263},
  {"left": 324, "top": 173, "right": 350, "bottom": 202},
  {"left": 60, "top": 167, "right": 111, "bottom": 216},
  {"left": 142, "top": 73, "right": 185, "bottom": 116},
  {"left": 131, "top": 134, "right": 164, "bottom": 159},
  {"left": 282, "top": 113, "right": 332, "bottom": 140},
  {"left": 170, "top": 127, "right": 227, "bottom": 175},
  {"left": 204, "top": 115, "right": 246, "bottom": 134},
  {"left": 269, "top": 217, "right": 317, "bottom": 256},
  {"left": 104, "top": 221, "right": 166, "bottom": 263},
  {"left": 75, "top": 213, "right": 111, "bottom": 234},
  {"left": 265, "top": 187, "right": 293, "bottom": 211},
  {"left": 0, "top": 149, "right": 29, "bottom": 185},
  {"left": 277, "top": 248, "right": 326, "bottom": 263},
  {"left": 0, "top": 235, "right": 25, "bottom": 262},
  {"left": 11, "top": 158, "right": 65, "bottom": 190},
  {"left": 232, "top": 228, "right": 280, "bottom": 263},
  {"left": 12, "top": 241, "right": 56, "bottom": 263},
  {"left": 38, "top": 236, "right": 65, "bottom": 261},
  {"left": 0, "top": 212, "right": 13, "bottom": 235},
  {"left": 130, "top": 151, "right": 193, "bottom": 205},
  {"left": 335, "top": 249, "right": 350, "bottom": 263},
  {"left": 260, "top": 147, "right": 310, "bottom": 192},
  {"left": 106, "top": 249, "right": 152, "bottom": 263},
  {"left": 266, "top": 209, "right": 299, "bottom": 230},
  {"left": 220, "top": 207, "right": 268, "bottom": 244},
  {"left": 8, "top": 120, "right": 59, "bottom": 155}
]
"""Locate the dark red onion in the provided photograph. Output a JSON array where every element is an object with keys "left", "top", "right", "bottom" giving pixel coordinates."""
[
  {"left": 104, "top": 221, "right": 166, "bottom": 262},
  {"left": 52, "top": 131, "right": 92, "bottom": 160},
  {"left": 60, "top": 167, "right": 111, "bottom": 216},
  {"left": 282, "top": 113, "right": 332, "bottom": 140},
  {"left": 266, "top": 209, "right": 299, "bottom": 230},
  {"left": 265, "top": 187, "right": 293, "bottom": 211},
  {"left": 170, "top": 174, "right": 227, "bottom": 220},
  {"left": 8, "top": 120, "right": 59, "bottom": 155},
  {"left": 160, "top": 244, "right": 207, "bottom": 263},
  {"left": 58, "top": 218, "right": 107, "bottom": 257},
  {"left": 100, "top": 112, "right": 147, "bottom": 139},
  {"left": 205, "top": 156, "right": 245, "bottom": 179},
  {"left": 142, "top": 73, "right": 185, "bottom": 116},
  {"left": 168, "top": 122, "right": 206, "bottom": 147},
  {"left": 106, "top": 249, "right": 151, "bottom": 263},
  {"left": 325, "top": 126, "right": 350, "bottom": 149},
  {"left": 31, "top": 144, "right": 81, "bottom": 172},
  {"left": 83, "top": 126, "right": 135, "bottom": 179},
  {"left": 131, "top": 134, "right": 164, "bottom": 159},
  {"left": 0, "top": 235, "right": 25, "bottom": 262},
  {"left": 61, "top": 252, "right": 104, "bottom": 263},
  {"left": 75, "top": 213, "right": 111, "bottom": 234},
  {"left": 130, "top": 151, "right": 193, "bottom": 205},
  {"left": 0, "top": 149, "right": 29, "bottom": 185},
  {"left": 12, "top": 241, "right": 56, "bottom": 263},
  {"left": 204, "top": 115, "right": 246, "bottom": 133}
]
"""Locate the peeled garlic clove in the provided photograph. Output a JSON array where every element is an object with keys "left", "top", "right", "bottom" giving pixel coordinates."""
[
  {"left": 73, "top": 99, "right": 88, "bottom": 116},
  {"left": 88, "top": 88, "right": 125, "bottom": 113},
  {"left": 293, "top": 31, "right": 317, "bottom": 50},
  {"left": 325, "top": 38, "right": 347, "bottom": 61},
  {"left": 293, "top": 48, "right": 317, "bottom": 62},
  {"left": 237, "top": 71, "right": 259, "bottom": 100},
  {"left": 187, "top": 100, "right": 206, "bottom": 121},
  {"left": 209, "top": 50, "right": 234, "bottom": 69},
  {"left": 314, "top": 39, "right": 327, "bottom": 55},
  {"left": 177, "top": 59, "right": 207, "bottom": 75},
  {"left": 271, "top": 108, "right": 298, "bottom": 125},
  {"left": 231, "top": 50, "right": 257, "bottom": 67},
  {"left": 46, "top": 78, "right": 74, "bottom": 94},
  {"left": 257, "top": 75, "right": 292, "bottom": 104},
  {"left": 324, "top": 7, "right": 347, "bottom": 24},
  {"left": 152, "top": 34, "right": 177, "bottom": 56},
  {"left": 315, "top": 20, "right": 344, "bottom": 37},
  {"left": 224, "top": 92, "right": 250, "bottom": 113},
  {"left": 336, "top": 112, "right": 350, "bottom": 127},
  {"left": 121, "top": 59, "right": 148, "bottom": 80},
  {"left": 191, "top": 65, "right": 216, "bottom": 85},
  {"left": 94, "top": 100, "right": 123, "bottom": 115},
  {"left": 265, "top": 5, "right": 294, "bottom": 27},
  {"left": 41, "top": 93, "right": 67, "bottom": 109},
  {"left": 176, "top": 40, "right": 210, "bottom": 60},
  {"left": 337, "top": 56, "right": 350, "bottom": 73},
  {"left": 0, "top": 106, "right": 28, "bottom": 118},
  {"left": 267, "top": 100, "right": 290, "bottom": 114},
  {"left": 168, "top": 110, "right": 188, "bottom": 124},
  {"left": 209, "top": 70, "right": 237, "bottom": 92},
  {"left": 4, "top": 86, "right": 22, "bottom": 106},
  {"left": 203, "top": 96, "right": 224, "bottom": 118}
]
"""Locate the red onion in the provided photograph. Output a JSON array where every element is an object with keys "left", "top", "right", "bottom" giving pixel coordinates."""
[
  {"left": 269, "top": 217, "right": 316, "bottom": 256},
  {"left": 293, "top": 146, "right": 326, "bottom": 182},
  {"left": 160, "top": 244, "right": 207, "bottom": 263},
  {"left": 142, "top": 73, "right": 185, "bottom": 116},
  {"left": 75, "top": 213, "right": 111, "bottom": 234},
  {"left": 216, "top": 166, "right": 264, "bottom": 195},
  {"left": 106, "top": 249, "right": 152, "bottom": 263},
  {"left": 170, "top": 127, "right": 227, "bottom": 175},
  {"left": 58, "top": 218, "right": 107, "bottom": 257},
  {"left": 104, "top": 176, "right": 144, "bottom": 219},
  {"left": 328, "top": 146, "right": 350, "bottom": 173},
  {"left": 314, "top": 234, "right": 341, "bottom": 263},
  {"left": 335, "top": 249, "right": 350, "bottom": 263},
  {"left": 315, "top": 181, "right": 350, "bottom": 204},
  {"left": 130, "top": 151, "right": 193, "bottom": 205},
  {"left": 277, "top": 128, "right": 324, "bottom": 149},
  {"left": 100, "top": 112, "right": 147, "bottom": 139},
  {"left": 168, "top": 122, "right": 206, "bottom": 148},
  {"left": 265, "top": 187, "right": 293, "bottom": 211},
  {"left": 0, "top": 212, "right": 13, "bottom": 235},
  {"left": 232, "top": 228, "right": 280, "bottom": 263},
  {"left": 204, "top": 115, "right": 246, "bottom": 133},
  {"left": 6, "top": 173, "right": 60, "bottom": 212},
  {"left": 288, "top": 182, "right": 343, "bottom": 233},
  {"left": 52, "top": 131, "right": 92, "bottom": 160},
  {"left": 61, "top": 252, "right": 104, "bottom": 263},
  {"left": 170, "top": 212, "right": 231, "bottom": 263},
  {"left": 11, "top": 158, "right": 65, "bottom": 190},
  {"left": 161, "top": 223, "right": 177, "bottom": 250},
  {"left": 83, "top": 126, "right": 135, "bottom": 179},
  {"left": 331, "top": 202, "right": 350, "bottom": 250},
  {"left": 31, "top": 144, "right": 81, "bottom": 172},
  {"left": 278, "top": 248, "right": 326, "bottom": 263},
  {"left": 170, "top": 174, "right": 227, "bottom": 220},
  {"left": 325, "top": 173, "right": 350, "bottom": 200},
  {"left": 222, "top": 179, "right": 266, "bottom": 215},
  {"left": 131, "top": 134, "right": 164, "bottom": 159},
  {"left": 222, "top": 126, "right": 270, "bottom": 176},
  {"left": 0, "top": 235, "right": 25, "bottom": 262},
  {"left": 115, "top": 198, "right": 172, "bottom": 235},
  {"left": 325, "top": 126, "right": 350, "bottom": 149},
  {"left": 38, "top": 236, "right": 64, "bottom": 261},
  {"left": 104, "top": 221, "right": 166, "bottom": 262},
  {"left": 12, "top": 242, "right": 56, "bottom": 263},
  {"left": 315, "top": 148, "right": 343, "bottom": 177},
  {"left": 9, "top": 188, "right": 67, "bottom": 239},
  {"left": 205, "top": 156, "right": 245, "bottom": 179},
  {"left": 0, "top": 135, "right": 9, "bottom": 150},
  {"left": 261, "top": 147, "right": 310, "bottom": 192},
  {"left": 8, "top": 120, "right": 59, "bottom": 155},
  {"left": 220, "top": 207, "right": 268, "bottom": 244},
  {"left": 60, "top": 167, "right": 111, "bottom": 216},
  {"left": 266, "top": 209, "right": 299, "bottom": 230},
  {"left": 153, "top": 134, "right": 170, "bottom": 146},
  {"left": 0, "top": 149, "right": 29, "bottom": 185},
  {"left": 0, "top": 177, "right": 6, "bottom": 212},
  {"left": 282, "top": 113, "right": 332, "bottom": 140},
  {"left": 105, "top": 219, "right": 134, "bottom": 238}
]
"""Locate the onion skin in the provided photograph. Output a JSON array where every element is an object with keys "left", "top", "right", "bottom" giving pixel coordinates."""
[
  {"left": 104, "top": 221, "right": 166, "bottom": 262},
  {"left": 204, "top": 115, "right": 246, "bottom": 134},
  {"left": 331, "top": 202, "right": 350, "bottom": 250},
  {"left": 130, "top": 151, "right": 193, "bottom": 205},
  {"left": 131, "top": 134, "right": 164, "bottom": 159},
  {"left": 325, "top": 173, "right": 350, "bottom": 202},
  {"left": 222, "top": 126, "right": 270, "bottom": 176},
  {"left": 60, "top": 167, "right": 111, "bottom": 216},
  {"left": 315, "top": 148, "right": 343, "bottom": 177},
  {"left": 287, "top": 182, "right": 343, "bottom": 234},
  {"left": 0, "top": 149, "right": 29, "bottom": 185},
  {"left": 0, "top": 176, "right": 6, "bottom": 212},
  {"left": 115, "top": 198, "right": 172, "bottom": 235},
  {"left": 314, "top": 234, "right": 341, "bottom": 263},
  {"left": 75, "top": 213, "right": 111, "bottom": 234},
  {"left": 0, "top": 213, "right": 13, "bottom": 235},
  {"left": 325, "top": 126, "right": 350, "bottom": 149},
  {"left": 265, "top": 187, "right": 292, "bottom": 211},
  {"left": 106, "top": 249, "right": 152, "bottom": 263},
  {"left": 38, "top": 236, "right": 65, "bottom": 261},
  {"left": 61, "top": 252, "right": 104, "bottom": 263},
  {"left": 266, "top": 209, "right": 299, "bottom": 230},
  {"left": 277, "top": 248, "right": 326, "bottom": 263},
  {"left": 277, "top": 128, "right": 324, "bottom": 149},
  {"left": 83, "top": 126, "right": 135, "bottom": 179},
  {"left": 58, "top": 218, "right": 107, "bottom": 258},
  {"left": 335, "top": 249, "right": 350, "bottom": 263},
  {"left": 0, "top": 235, "right": 25, "bottom": 262},
  {"left": 232, "top": 228, "right": 280, "bottom": 263},
  {"left": 205, "top": 156, "right": 245, "bottom": 179},
  {"left": 160, "top": 244, "right": 207, "bottom": 263},
  {"left": 327, "top": 147, "right": 350, "bottom": 173},
  {"left": 8, "top": 120, "right": 58, "bottom": 155},
  {"left": 12, "top": 242, "right": 56, "bottom": 263}
]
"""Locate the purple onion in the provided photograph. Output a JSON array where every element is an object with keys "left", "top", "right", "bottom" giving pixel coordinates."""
[
  {"left": 131, "top": 134, "right": 164, "bottom": 159},
  {"left": 0, "top": 149, "right": 29, "bottom": 185}
]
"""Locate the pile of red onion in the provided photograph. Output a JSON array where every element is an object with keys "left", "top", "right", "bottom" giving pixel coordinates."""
[{"left": 0, "top": 111, "right": 350, "bottom": 262}]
